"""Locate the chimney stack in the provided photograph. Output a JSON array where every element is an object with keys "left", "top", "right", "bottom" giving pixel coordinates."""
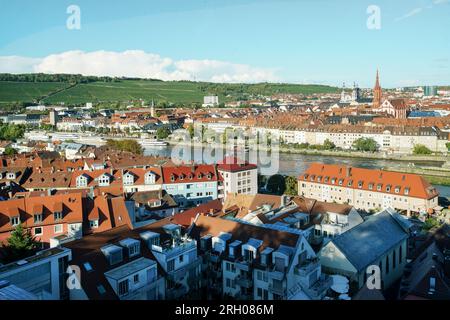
[{"left": 346, "top": 167, "right": 352, "bottom": 177}]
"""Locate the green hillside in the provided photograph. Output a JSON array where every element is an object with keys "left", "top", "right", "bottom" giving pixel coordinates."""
[
  {"left": 0, "top": 73, "right": 339, "bottom": 108},
  {"left": 0, "top": 82, "right": 70, "bottom": 104}
]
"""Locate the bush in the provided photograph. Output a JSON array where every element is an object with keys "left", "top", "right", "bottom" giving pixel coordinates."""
[
  {"left": 106, "top": 139, "right": 143, "bottom": 155},
  {"left": 352, "top": 138, "right": 379, "bottom": 152},
  {"left": 413, "top": 144, "right": 432, "bottom": 155}
]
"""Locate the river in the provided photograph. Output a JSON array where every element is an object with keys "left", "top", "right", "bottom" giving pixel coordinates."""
[{"left": 143, "top": 146, "right": 450, "bottom": 198}]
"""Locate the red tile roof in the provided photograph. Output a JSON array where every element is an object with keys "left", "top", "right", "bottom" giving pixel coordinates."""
[
  {"left": 217, "top": 156, "right": 257, "bottom": 172},
  {"left": 299, "top": 163, "right": 438, "bottom": 200},
  {"left": 161, "top": 164, "right": 218, "bottom": 184}
]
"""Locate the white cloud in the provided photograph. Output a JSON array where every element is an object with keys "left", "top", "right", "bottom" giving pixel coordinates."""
[
  {"left": 0, "top": 50, "right": 278, "bottom": 83},
  {"left": 394, "top": 7, "right": 423, "bottom": 22},
  {"left": 433, "top": 0, "right": 450, "bottom": 5},
  {"left": 0, "top": 56, "right": 42, "bottom": 74}
]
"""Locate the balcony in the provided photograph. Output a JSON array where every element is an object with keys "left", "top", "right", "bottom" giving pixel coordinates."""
[
  {"left": 268, "top": 282, "right": 285, "bottom": 296},
  {"left": 268, "top": 267, "right": 285, "bottom": 281},
  {"left": 303, "top": 275, "right": 332, "bottom": 299},
  {"left": 235, "top": 275, "right": 252, "bottom": 288},
  {"left": 120, "top": 278, "right": 162, "bottom": 300},
  {"left": 235, "top": 259, "right": 250, "bottom": 272},
  {"left": 294, "top": 258, "right": 320, "bottom": 277},
  {"left": 152, "top": 239, "right": 197, "bottom": 259},
  {"left": 166, "top": 258, "right": 201, "bottom": 282}
]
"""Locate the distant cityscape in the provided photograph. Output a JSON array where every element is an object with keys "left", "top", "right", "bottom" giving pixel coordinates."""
[{"left": 0, "top": 67, "right": 449, "bottom": 301}]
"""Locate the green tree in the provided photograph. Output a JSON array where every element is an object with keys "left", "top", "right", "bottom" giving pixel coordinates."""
[
  {"left": 187, "top": 124, "right": 195, "bottom": 139},
  {"left": 352, "top": 138, "right": 379, "bottom": 152},
  {"left": 156, "top": 127, "right": 171, "bottom": 140},
  {"left": 3, "top": 223, "right": 40, "bottom": 263},
  {"left": 446, "top": 142, "right": 450, "bottom": 151},
  {"left": 413, "top": 144, "right": 432, "bottom": 155},
  {"left": 3, "top": 146, "right": 17, "bottom": 155},
  {"left": 266, "top": 174, "right": 286, "bottom": 195},
  {"left": 323, "top": 139, "right": 336, "bottom": 150},
  {"left": 106, "top": 139, "right": 143, "bottom": 155},
  {"left": 284, "top": 176, "right": 298, "bottom": 196}
]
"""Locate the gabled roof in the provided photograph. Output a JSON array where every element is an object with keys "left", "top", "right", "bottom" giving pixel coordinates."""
[
  {"left": 329, "top": 210, "right": 408, "bottom": 272},
  {"left": 0, "top": 193, "right": 84, "bottom": 233},
  {"left": 299, "top": 163, "right": 438, "bottom": 200}
]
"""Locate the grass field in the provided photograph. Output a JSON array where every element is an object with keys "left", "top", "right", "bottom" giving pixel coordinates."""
[{"left": 0, "top": 78, "right": 339, "bottom": 107}]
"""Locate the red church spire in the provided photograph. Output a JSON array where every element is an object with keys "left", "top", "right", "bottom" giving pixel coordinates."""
[{"left": 373, "top": 69, "right": 382, "bottom": 108}]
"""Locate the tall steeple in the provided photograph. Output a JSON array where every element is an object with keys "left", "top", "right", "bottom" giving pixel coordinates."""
[{"left": 373, "top": 69, "right": 382, "bottom": 108}]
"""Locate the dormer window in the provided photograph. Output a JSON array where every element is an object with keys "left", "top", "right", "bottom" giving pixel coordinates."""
[
  {"left": 98, "top": 174, "right": 110, "bottom": 186},
  {"left": 179, "top": 174, "right": 184, "bottom": 181},
  {"left": 6, "top": 172, "right": 16, "bottom": 180},
  {"left": 54, "top": 211, "right": 63, "bottom": 221},
  {"left": 34, "top": 214, "right": 43, "bottom": 224},
  {"left": 404, "top": 188, "right": 410, "bottom": 195},
  {"left": 11, "top": 216, "right": 20, "bottom": 226},
  {"left": 310, "top": 175, "right": 315, "bottom": 182},
  {"left": 338, "top": 179, "right": 343, "bottom": 186},
  {"left": 207, "top": 173, "right": 212, "bottom": 180},
  {"left": 377, "top": 184, "right": 382, "bottom": 191},
  {"left": 123, "top": 173, "right": 135, "bottom": 186},
  {"left": 394, "top": 186, "right": 400, "bottom": 194},
  {"left": 170, "top": 174, "right": 175, "bottom": 182},
  {"left": 76, "top": 175, "right": 88, "bottom": 187},
  {"left": 197, "top": 173, "right": 202, "bottom": 179},
  {"left": 244, "top": 249, "right": 254, "bottom": 262},
  {"left": 357, "top": 181, "right": 363, "bottom": 188},
  {"left": 145, "top": 172, "right": 156, "bottom": 185},
  {"left": 331, "top": 178, "right": 336, "bottom": 184},
  {"left": 386, "top": 185, "right": 391, "bottom": 192},
  {"left": 89, "top": 219, "right": 99, "bottom": 228},
  {"left": 347, "top": 180, "right": 353, "bottom": 187},
  {"left": 324, "top": 176, "right": 329, "bottom": 183},
  {"left": 368, "top": 183, "right": 374, "bottom": 190},
  {"left": 188, "top": 174, "right": 193, "bottom": 180}
]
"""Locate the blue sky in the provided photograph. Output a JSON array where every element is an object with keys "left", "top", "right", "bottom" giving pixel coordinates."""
[{"left": 0, "top": 0, "right": 449, "bottom": 87}]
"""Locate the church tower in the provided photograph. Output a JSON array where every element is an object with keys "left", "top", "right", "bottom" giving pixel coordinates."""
[{"left": 373, "top": 69, "right": 382, "bottom": 108}]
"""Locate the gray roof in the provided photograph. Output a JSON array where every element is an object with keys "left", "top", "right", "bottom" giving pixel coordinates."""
[
  {"left": 104, "top": 257, "right": 156, "bottom": 281},
  {"left": 0, "top": 281, "right": 38, "bottom": 300},
  {"left": 331, "top": 210, "right": 409, "bottom": 272}
]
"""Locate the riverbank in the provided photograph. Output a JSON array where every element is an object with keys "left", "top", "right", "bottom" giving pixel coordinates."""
[{"left": 167, "top": 140, "right": 448, "bottom": 163}]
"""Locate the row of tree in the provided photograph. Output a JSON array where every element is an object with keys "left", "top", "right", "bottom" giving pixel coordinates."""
[{"left": 0, "top": 73, "right": 118, "bottom": 84}]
